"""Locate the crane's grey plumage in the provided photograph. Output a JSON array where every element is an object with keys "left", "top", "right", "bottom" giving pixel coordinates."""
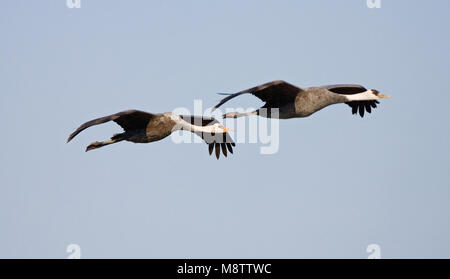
[
  {"left": 67, "top": 110, "right": 235, "bottom": 159},
  {"left": 213, "top": 80, "right": 390, "bottom": 119}
]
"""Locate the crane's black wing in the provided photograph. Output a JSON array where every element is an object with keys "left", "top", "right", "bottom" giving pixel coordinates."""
[
  {"left": 321, "top": 84, "right": 379, "bottom": 118},
  {"left": 67, "top": 110, "right": 156, "bottom": 142},
  {"left": 179, "top": 115, "right": 235, "bottom": 159},
  {"left": 213, "top": 80, "right": 303, "bottom": 110}
]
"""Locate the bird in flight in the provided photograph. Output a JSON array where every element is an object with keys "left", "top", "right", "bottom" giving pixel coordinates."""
[
  {"left": 67, "top": 110, "right": 235, "bottom": 159},
  {"left": 213, "top": 80, "right": 390, "bottom": 118}
]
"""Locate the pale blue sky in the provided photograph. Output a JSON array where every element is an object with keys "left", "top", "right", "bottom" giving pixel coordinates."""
[{"left": 1, "top": 0, "right": 449, "bottom": 258}]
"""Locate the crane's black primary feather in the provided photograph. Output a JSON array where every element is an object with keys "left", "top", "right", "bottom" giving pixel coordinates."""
[
  {"left": 345, "top": 100, "right": 380, "bottom": 118},
  {"left": 359, "top": 104, "right": 365, "bottom": 117},
  {"left": 221, "top": 143, "right": 227, "bottom": 157},
  {"left": 179, "top": 115, "right": 235, "bottom": 159},
  {"left": 215, "top": 143, "right": 221, "bottom": 159},
  {"left": 226, "top": 143, "right": 233, "bottom": 154},
  {"left": 208, "top": 144, "right": 214, "bottom": 155}
]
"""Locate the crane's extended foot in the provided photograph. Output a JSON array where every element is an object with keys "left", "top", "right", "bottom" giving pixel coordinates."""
[
  {"left": 222, "top": 112, "right": 239, "bottom": 118},
  {"left": 85, "top": 139, "right": 116, "bottom": 152},
  {"left": 86, "top": 141, "right": 102, "bottom": 152},
  {"left": 222, "top": 111, "right": 258, "bottom": 118}
]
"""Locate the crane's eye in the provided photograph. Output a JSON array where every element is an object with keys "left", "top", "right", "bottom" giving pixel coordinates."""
[{"left": 372, "top": 89, "right": 380, "bottom": 95}]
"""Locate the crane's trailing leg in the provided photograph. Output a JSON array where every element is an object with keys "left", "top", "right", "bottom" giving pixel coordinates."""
[
  {"left": 85, "top": 133, "right": 125, "bottom": 152},
  {"left": 222, "top": 111, "right": 258, "bottom": 118},
  {"left": 86, "top": 139, "right": 117, "bottom": 152}
]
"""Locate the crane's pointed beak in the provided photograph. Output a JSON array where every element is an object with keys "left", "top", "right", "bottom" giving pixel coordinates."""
[
  {"left": 223, "top": 127, "right": 234, "bottom": 133},
  {"left": 372, "top": 90, "right": 391, "bottom": 99}
]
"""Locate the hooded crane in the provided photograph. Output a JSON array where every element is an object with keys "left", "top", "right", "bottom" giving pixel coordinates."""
[
  {"left": 67, "top": 110, "right": 235, "bottom": 159},
  {"left": 213, "top": 80, "right": 390, "bottom": 118}
]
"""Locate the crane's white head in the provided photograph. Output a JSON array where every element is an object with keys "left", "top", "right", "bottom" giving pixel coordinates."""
[
  {"left": 210, "top": 123, "right": 231, "bottom": 133},
  {"left": 371, "top": 89, "right": 391, "bottom": 99},
  {"left": 344, "top": 89, "right": 390, "bottom": 102}
]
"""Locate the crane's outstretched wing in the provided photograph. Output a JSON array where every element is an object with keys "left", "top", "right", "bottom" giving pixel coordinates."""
[
  {"left": 213, "top": 80, "right": 303, "bottom": 110},
  {"left": 321, "top": 84, "right": 380, "bottom": 118},
  {"left": 67, "top": 110, "right": 156, "bottom": 142},
  {"left": 180, "top": 115, "right": 235, "bottom": 159}
]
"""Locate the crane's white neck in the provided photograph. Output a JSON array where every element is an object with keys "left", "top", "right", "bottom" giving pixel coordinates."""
[
  {"left": 344, "top": 90, "right": 379, "bottom": 102},
  {"left": 170, "top": 114, "right": 217, "bottom": 133}
]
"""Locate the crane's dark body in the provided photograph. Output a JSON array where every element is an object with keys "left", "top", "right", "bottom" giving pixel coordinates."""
[
  {"left": 67, "top": 110, "right": 170, "bottom": 145},
  {"left": 67, "top": 110, "right": 235, "bottom": 159},
  {"left": 214, "top": 80, "right": 381, "bottom": 118},
  {"left": 291, "top": 87, "right": 348, "bottom": 118}
]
